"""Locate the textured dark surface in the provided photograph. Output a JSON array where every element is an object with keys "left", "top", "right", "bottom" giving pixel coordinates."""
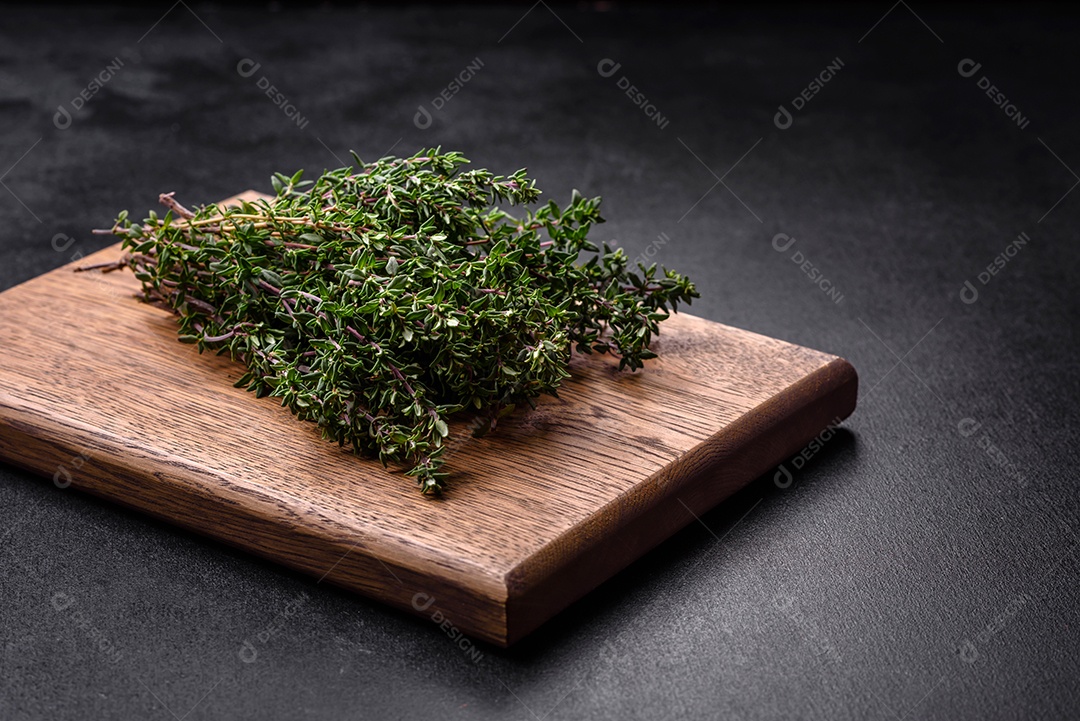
[{"left": 1, "top": 3, "right": 1078, "bottom": 720}]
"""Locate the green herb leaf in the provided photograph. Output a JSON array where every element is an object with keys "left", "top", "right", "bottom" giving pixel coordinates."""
[{"left": 103, "top": 148, "right": 698, "bottom": 494}]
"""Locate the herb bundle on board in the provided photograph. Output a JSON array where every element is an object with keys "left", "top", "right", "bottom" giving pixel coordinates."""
[{"left": 99, "top": 149, "right": 698, "bottom": 494}]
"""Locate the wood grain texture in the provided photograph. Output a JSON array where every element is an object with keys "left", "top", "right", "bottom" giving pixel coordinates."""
[{"left": 0, "top": 191, "right": 858, "bottom": 646}]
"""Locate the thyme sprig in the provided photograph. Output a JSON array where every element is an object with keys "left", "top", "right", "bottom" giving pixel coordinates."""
[{"left": 101, "top": 149, "right": 698, "bottom": 494}]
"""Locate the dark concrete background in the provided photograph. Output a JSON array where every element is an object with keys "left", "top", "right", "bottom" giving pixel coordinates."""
[{"left": 2, "top": 3, "right": 1079, "bottom": 719}]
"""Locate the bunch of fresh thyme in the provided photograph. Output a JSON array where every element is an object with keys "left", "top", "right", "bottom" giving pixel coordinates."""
[{"left": 99, "top": 149, "right": 698, "bottom": 494}]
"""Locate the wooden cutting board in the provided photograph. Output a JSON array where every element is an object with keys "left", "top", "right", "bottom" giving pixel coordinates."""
[{"left": 0, "top": 191, "right": 857, "bottom": 647}]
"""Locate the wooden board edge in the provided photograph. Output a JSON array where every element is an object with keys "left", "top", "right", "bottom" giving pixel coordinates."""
[
  {"left": 0, "top": 401, "right": 512, "bottom": 646},
  {"left": 502, "top": 356, "right": 859, "bottom": 646}
]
